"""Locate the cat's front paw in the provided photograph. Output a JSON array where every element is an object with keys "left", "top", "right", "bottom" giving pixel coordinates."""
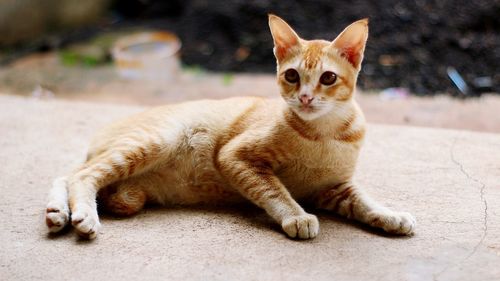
[
  {"left": 281, "top": 214, "right": 319, "bottom": 239},
  {"left": 367, "top": 210, "right": 416, "bottom": 235},
  {"left": 45, "top": 202, "right": 70, "bottom": 233},
  {"left": 71, "top": 206, "right": 101, "bottom": 239}
]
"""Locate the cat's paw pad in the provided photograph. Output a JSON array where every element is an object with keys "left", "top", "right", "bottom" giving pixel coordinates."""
[
  {"left": 71, "top": 207, "right": 101, "bottom": 239},
  {"left": 282, "top": 214, "right": 319, "bottom": 239},
  {"left": 45, "top": 202, "right": 69, "bottom": 233},
  {"left": 367, "top": 210, "right": 416, "bottom": 235}
]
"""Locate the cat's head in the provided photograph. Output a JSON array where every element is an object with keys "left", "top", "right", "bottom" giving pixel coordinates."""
[{"left": 269, "top": 15, "right": 368, "bottom": 121}]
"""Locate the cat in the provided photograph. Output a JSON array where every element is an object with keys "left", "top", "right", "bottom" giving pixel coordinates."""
[{"left": 45, "top": 14, "right": 416, "bottom": 239}]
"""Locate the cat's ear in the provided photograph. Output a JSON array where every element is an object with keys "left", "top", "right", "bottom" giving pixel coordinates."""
[
  {"left": 331, "top": 19, "right": 369, "bottom": 69},
  {"left": 268, "top": 14, "right": 301, "bottom": 62}
]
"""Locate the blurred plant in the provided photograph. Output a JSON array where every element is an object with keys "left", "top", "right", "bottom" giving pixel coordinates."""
[
  {"left": 60, "top": 50, "right": 99, "bottom": 67},
  {"left": 58, "top": 31, "right": 131, "bottom": 67},
  {"left": 183, "top": 65, "right": 206, "bottom": 76},
  {"left": 222, "top": 73, "right": 234, "bottom": 86}
]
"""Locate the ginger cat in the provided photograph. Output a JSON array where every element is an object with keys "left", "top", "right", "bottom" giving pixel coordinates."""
[{"left": 46, "top": 15, "right": 416, "bottom": 239}]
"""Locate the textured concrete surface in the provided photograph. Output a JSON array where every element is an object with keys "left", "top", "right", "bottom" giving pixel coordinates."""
[{"left": 1, "top": 94, "right": 499, "bottom": 281}]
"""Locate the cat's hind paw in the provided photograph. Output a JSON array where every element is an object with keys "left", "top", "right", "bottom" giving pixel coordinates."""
[
  {"left": 282, "top": 214, "right": 319, "bottom": 239},
  {"left": 367, "top": 210, "right": 416, "bottom": 235},
  {"left": 45, "top": 202, "right": 70, "bottom": 233},
  {"left": 71, "top": 206, "right": 101, "bottom": 239}
]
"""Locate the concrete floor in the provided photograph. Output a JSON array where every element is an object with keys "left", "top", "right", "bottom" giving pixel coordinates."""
[{"left": 1, "top": 95, "right": 499, "bottom": 280}]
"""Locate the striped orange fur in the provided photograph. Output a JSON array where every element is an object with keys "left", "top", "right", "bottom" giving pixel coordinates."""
[{"left": 45, "top": 15, "right": 415, "bottom": 240}]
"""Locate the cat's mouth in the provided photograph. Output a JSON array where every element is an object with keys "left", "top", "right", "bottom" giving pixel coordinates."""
[
  {"left": 290, "top": 101, "right": 334, "bottom": 121},
  {"left": 298, "top": 104, "right": 315, "bottom": 113}
]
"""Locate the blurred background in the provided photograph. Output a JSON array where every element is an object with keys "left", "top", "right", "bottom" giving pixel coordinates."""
[{"left": 0, "top": 0, "right": 499, "bottom": 132}]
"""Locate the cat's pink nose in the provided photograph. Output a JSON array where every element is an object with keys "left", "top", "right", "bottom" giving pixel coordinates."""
[{"left": 299, "top": 94, "right": 314, "bottom": 105}]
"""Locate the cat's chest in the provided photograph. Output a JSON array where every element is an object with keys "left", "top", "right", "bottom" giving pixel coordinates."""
[{"left": 277, "top": 140, "right": 359, "bottom": 194}]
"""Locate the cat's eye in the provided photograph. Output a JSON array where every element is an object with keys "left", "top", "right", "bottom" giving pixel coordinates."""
[
  {"left": 319, "top": 71, "right": 337, "bottom": 86},
  {"left": 284, "top": 69, "right": 300, "bottom": 83}
]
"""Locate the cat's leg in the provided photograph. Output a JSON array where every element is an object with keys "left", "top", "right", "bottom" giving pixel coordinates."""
[
  {"left": 67, "top": 144, "right": 163, "bottom": 239},
  {"left": 218, "top": 152, "right": 318, "bottom": 239},
  {"left": 229, "top": 165, "right": 318, "bottom": 239},
  {"left": 316, "top": 182, "right": 416, "bottom": 235},
  {"left": 98, "top": 180, "right": 147, "bottom": 216},
  {"left": 45, "top": 177, "right": 70, "bottom": 233}
]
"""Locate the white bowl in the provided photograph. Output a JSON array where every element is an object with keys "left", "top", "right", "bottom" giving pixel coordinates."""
[{"left": 112, "top": 31, "right": 181, "bottom": 81}]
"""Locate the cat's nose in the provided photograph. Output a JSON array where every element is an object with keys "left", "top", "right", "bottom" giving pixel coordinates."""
[{"left": 299, "top": 94, "right": 314, "bottom": 105}]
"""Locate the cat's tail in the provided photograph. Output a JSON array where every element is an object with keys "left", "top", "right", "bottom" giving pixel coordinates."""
[{"left": 45, "top": 176, "right": 70, "bottom": 233}]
